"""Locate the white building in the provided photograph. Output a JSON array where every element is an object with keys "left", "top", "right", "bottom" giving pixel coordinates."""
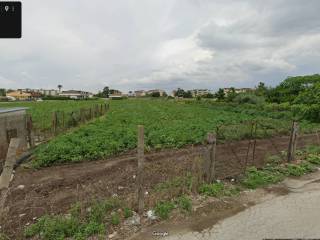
[{"left": 59, "top": 90, "right": 93, "bottom": 99}]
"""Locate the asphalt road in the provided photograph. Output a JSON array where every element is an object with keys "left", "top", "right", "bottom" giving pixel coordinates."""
[{"left": 167, "top": 173, "right": 320, "bottom": 240}]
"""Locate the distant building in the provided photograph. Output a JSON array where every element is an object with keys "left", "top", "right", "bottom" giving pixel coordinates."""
[
  {"left": 190, "top": 89, "right": 210, "bottom": 97},
  {"left": 223, "top": 88, "right": 253, "bottom": 95},
  {"left": 59, "top": 90, "right": 93, "bottom": 99},
  {"left": 146, "top": 89, "right": 166, "bottom": 97},
  {"left": 39, "top": 89, "right": 59, "bottom": 96},
  {"left": 18, "top": 88, "right": 59, "bottom": 96},
  {"left": 6, "top": 91, "right": 32, "bottom": 101},
  {"left": 134, "top": 90, "right": 146, "bottom": 97}
]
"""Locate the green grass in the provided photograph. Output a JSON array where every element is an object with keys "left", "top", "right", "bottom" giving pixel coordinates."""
[
  {"left": 25, "top": 197, "right": 121, "bottom": 240},
  {"left": 30, "top": 99, "right": 320, "bottom": 168},
  {"left": 199, "top": 182, "right": 240, "bottom": 197},
  {"left": 241, "top": 166, "right": 286, "bottom": 189},
  {"left": 175, "top": 196, "right": 192, "bottom": 213},
  {"left": 0, "top": 99, "right": 105, "bottom": 130}
]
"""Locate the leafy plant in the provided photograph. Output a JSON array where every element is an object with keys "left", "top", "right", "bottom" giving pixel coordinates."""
[
  {"left": 110, "top": 213, "right": 120, "bottom": 225},
  {"left": 154, "top": 201, "right": 175, "bottom": 219},
  {"left": 123, "top": 207, "right": 133, "bottom": 218},
  {"left": 199, "top": 182, "right": 239, "bottom": 197},
  {"left": 241, "top": 167, "right": 285, "bottom": 189},
  {"left": 25, "top": 197, "right": 120, "bottom": 240},
  {"left": 176, "top": 196, "right": 192, "bottom": 213}
]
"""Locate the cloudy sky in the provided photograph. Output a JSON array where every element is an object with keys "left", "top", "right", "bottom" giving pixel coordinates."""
[{"left": 1, "top": 0, "right": 320, "bottom": 93}]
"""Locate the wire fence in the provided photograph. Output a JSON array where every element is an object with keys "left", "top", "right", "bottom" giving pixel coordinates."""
[{"left": 26, "top": 103, "right": 109, "bottom": 145}]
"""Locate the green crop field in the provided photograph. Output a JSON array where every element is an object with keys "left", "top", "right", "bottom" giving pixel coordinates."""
[
  {"left": 0, "top": 99, "right": 105, "bottom": 129},
  {"left": 31, "top": 99, "right": 320, "bottom": 168}
]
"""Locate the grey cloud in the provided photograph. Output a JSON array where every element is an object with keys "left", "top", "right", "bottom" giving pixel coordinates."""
[{"left": 0, "top": 0, "right": 319, "bottom": 92}]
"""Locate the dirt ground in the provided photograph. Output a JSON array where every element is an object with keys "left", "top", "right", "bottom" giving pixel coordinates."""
[{"left": 0, "top": 133, "right": 318, "bottom": 239}]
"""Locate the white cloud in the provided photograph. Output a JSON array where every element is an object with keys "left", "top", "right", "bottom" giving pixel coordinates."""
[{"left": 0, "top": 0, "right": 319, "bottom": 92}]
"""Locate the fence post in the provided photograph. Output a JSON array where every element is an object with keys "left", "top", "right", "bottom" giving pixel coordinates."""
[
  {"left": 245, "top": 122, "right": 255, "bottom": 167},
  {"left": 26, "top": 114, "right": 35, "bottom": 148},
  {"left": 316, "top": 130, "right": 320, "bottom": 146},
  {"left": 137, "top": 125, "right": 145, "bottom": 215},
  {"left": 62, "top": 111, "right": 65, "bottom": 129},
  {"left": 288, "top": 121, "right": 299, "bottom": 162},
  {"left": 252, "top": 122, "right": 258, "bottom": 165},
  {"left": 52, "top": 111, "right": 58, "bottom": 134},
  {"left": 0, "top": 138, "right": 22, "bottom": 189},
  {"left": 206, "top": 133, "right": 217, "bottom": 183}
]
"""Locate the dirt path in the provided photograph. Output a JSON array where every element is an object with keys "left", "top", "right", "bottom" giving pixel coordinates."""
[
  {"left": 0, "top": 133, "right": 318, "bottom": 239},
  {"left": 151, "top": 171, "right": 320, "bottom": 240}
]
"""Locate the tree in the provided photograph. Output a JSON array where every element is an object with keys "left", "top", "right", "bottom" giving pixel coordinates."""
[
  {"left": 183, "top": 90, "right": 193, "bottom": 98},
  {"left": 174, "top": 88, "right": 185, "bottom": 97},
  {"left": 267, "top": 74, "right": 320, "bottom": 103},
  {"left": 203, "top": 93, "right": 214, "bottom": 99},
  {"left": 0, "top": 88, "right": 6, "bottom": 96},
  {"left": 57, "top": 85, "right": 63, "bottom": 93},
  {"left": 151, "top": 91, "right": 160, "bottom": 97},
  {"left": 255, "top": 82, "right": 267, "bottom": 96},
  {"left": 215, "top": 88, "right": 225, "bottom": 101},
  {"left": 102, "top": 86, "right": 110, "bottom": 97},
  {"left": 226, "top": 87, "right": 237, "bottom": 102}
]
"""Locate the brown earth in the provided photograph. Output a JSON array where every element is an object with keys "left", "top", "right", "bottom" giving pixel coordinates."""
[{"left": 0, "top": 133, "right": 319, "bottom": 239}]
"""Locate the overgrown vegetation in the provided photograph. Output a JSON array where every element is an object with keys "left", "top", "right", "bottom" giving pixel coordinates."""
[
  {"left": 199, "top": 182, "right": 240, "bottom": 197},
  {"left": 154, "top": 201, "right": 176, "bottom": 219},
  {"left": 241, "top": 146, "right": 320, "bottom": 189},
  {"left": 24, "top": 197, "right": 130, "bottom": 240}
]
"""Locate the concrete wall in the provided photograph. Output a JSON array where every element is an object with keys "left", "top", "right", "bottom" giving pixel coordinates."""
[{"left": 0, "top": 109, "right": 28, "bottom": 169}]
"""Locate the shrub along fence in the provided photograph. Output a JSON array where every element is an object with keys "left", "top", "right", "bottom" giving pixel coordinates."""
[{"left": 26, "top": 103, "right": 109, "bottom": 145}]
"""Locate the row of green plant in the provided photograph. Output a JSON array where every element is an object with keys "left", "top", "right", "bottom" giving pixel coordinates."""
[
  {"left": 0, "top": 99, "right": 105, "bottom": 130},
  {"left": 31, "top": 99, "right": 320, "bottom": 168}
]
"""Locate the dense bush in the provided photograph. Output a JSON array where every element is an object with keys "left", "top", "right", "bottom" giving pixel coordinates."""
[{"left": 233, "top": 93, "right": 265, "bottom": 105}]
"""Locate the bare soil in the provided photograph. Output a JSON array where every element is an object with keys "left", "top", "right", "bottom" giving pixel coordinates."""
[{"left": 0, "top": 133, "right": 318, "bottom": 239}]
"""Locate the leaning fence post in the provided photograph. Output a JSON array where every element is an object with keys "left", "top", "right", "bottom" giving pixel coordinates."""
[
  {"left": 206, "top": 133, "right": 217, "bottom": 183},
  {"left": 288, "top": 121, "right": 299, "bottom": 162},
  {"left": 137, "top": 125, "right": 145, "bottom": 215}
]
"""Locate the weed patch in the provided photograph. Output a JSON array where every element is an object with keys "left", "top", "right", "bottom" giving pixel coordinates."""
[
  {"left": 241, "top": 167, "right": 285, "bottom": 189},
  {"left": 25, "top": 197, "right": 122, "bottom": 240},
  {"left": 154, "top": 201, "right": 175, "bottom": 219},
  {"left": 199, "top": 182, "right": 240, "bottom": 197},
  {"left": 175, "top": 196, "right": 192, "bottom": 213}
]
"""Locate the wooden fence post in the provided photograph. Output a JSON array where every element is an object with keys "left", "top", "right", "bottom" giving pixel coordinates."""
[
  {"left": 52, "top": 111, "right": 58, "bottom": 134},
  {"left": 245, "top": 122, "right": 255, "bottom": 168},
  {"left": 316, "top": 130, "right": 320, "bottom": 146},
  {"left": 62, "top": 111, "right": 65, "bottom": 129},
  {"left": 0, "top": 138, "right": 22, "bottom": 189},
  {"left": 288, "top": 121, "right": 299, "bottom": 162},
  {"left": 252, "top": 122, "right": 258, "bottom": 164},
  {"left": 137, "top": 125, "right": 145, "bottom": 215},
  {"left": 26, "top": 114, "right": 35, "bottom": 148},
  {"left": 206, "top": 133, "right": 217, "bottom": 183}
]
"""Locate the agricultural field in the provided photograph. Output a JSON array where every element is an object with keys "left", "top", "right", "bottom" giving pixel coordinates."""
[
  {"left": 31, "top": 99, "right": 320, "bottom": 168},
  {"left": 0, "top": 99, "right": 105, "bottom": 129}
]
